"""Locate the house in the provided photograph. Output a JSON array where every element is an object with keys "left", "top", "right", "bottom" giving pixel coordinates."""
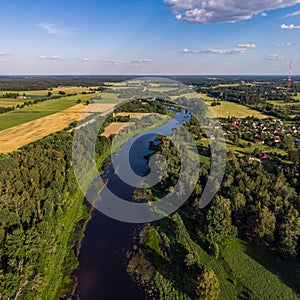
[
  {"left": 232, "top": 121, "right": 239, "bottom": 128},
  {"left": 274, "top": 136, "right": 281, "bottom": 143},
  {"left": 292, "top": 126, "right": 298, "bottom": 134},
  {"left": 259, "top": 153, "right": 268, "bottom": 160},
  {"left": 248, "top": 157, "right": 262, "bottom": 163}
]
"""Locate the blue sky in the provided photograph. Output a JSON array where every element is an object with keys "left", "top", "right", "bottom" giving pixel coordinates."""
[{"left": 0, "top": 0, "right": 300, "bottom": 75}]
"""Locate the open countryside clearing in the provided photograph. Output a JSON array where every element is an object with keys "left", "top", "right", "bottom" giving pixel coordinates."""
[
  {"left": 102, "top": 122, "right": 133, "bottom": 137},
  {"left": 114, "top": 112, "right": 157, "bottom": 119},
  {"left": 103, "top": 113, "right": 162, "bottom": 137},
  {"left": 0, "top": 103, "right": 115, "bottom": 153},
  {"left": 206, "top": 101, "right": 268, "bottom": 119},
  {"left": 0, "top": 93, "right": 97, "bottom": 131},
  {"left": 171, "top": 92, "right": 268, "bottom": 119}
]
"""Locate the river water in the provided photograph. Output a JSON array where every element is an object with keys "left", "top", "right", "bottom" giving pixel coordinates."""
[{"left": 74, "top": 109, "right": 191, "bottom": 300}]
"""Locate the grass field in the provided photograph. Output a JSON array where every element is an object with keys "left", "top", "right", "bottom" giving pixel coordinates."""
[
  {"left": 102, "top": 122, "right": 132, "bottom": 137},
  {"left": 267, "top": 100, "right": 300, "bottom": 106},
  {"left": 102, "top": 113, "right": 159, "bottom": 137},
  {"left": 0, "top": 98, "right": 29, "bottom": 107},
  {"left": 149, "top": 215, "right": 300, "bottom": 300},
  {"left": 0, "top": 90, "right": 49, "bottom": 97},
  {"left": 0, "top": 87, "right": 100, "bottom": 110},
  {"left": 198, "top": 137, "right": 287, "bottom": 158},
  {"left": 115, "top": 112, "right": 156, "bottom": 119},
  {"left": 292, "top": 94, "right": 300, "bottom": 101},
  {"left": 207, "top": 101, "right": 268, "bottom": 119},
  {"left": 96, "top": 92, "right": 124, "bottom": 104},
  {"left": 147, "top": 87, "right": 178, "bottom": 93},
  {"left": 171, "top": 92, "right": 268, "bottom": 119},
  {"left": 0, "top": 87, "right": 123, "bottom": 153},
  {"left": 203, "top": 236, "right": 300, "bottom": 299},
  {"left": 0, "top": 103, "right": 115, "bottom": 153},
  {"left": 0, "top": 93, "right": 97, "bottom": 131},
  {"left": 0, "top": 86, "right": 99, "bottom": 97},
  {"left": 38, "top": 190, "right": 88, "bottom": 299}
]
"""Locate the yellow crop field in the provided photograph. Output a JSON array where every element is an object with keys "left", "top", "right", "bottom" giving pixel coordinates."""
[
  {"left": 0, "top": 103, "right": 115, "bottom": 153},
  {"left": 102, "top": 122, "right": 132, "bottom": 137}
]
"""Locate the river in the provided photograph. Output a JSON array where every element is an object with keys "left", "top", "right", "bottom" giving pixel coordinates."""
[{"left": 74, "top": 109, "right": 191, "bottom": 300}]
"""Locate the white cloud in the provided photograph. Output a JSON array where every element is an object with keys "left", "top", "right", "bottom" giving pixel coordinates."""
[
  {"left": 261, "top": 12, "right": 268, "bottom": 16},
  {"left": 38, "top": 55, "right": 64, "bottom": 60},
  {"left": 237, "top": 43, "right": 257, "bottom": 48},
  {"left": 265, "top": 53, "right": 283, "bottom": 60},
  {"left": 103, "top": 59, "right": 124, "bottom": 65},
  {"left": 164, "top": 0, "right": 300, "bottom": 23},
  {"left": 182, "top": 48, "right": 246, "bottom": 54},
  {"left": 130, "top": 58, "right": 154, "bottom": 64},
  {"left": 38, "top": 23, "right": 76, "bottom": 35},
  {"left": 283, "top": 10, "right": 300, "bottom": 17},
  {"left": 38, "top": 23, "right": 60, "bottom": 34},
  {"left": 277, "top": 41, "right": 293, "bottom": 46},
  {"left": 281, "top": 23, "right": 300, "bottom": 29},
  {"left": 75, "top": 57, "right": 97, "bottom": 62},
  {"left": 0, "top": 51, "right": 11, "bottom": 56},
  {"left": 104, "top": 58, "right": 154, "bottom": 67}
]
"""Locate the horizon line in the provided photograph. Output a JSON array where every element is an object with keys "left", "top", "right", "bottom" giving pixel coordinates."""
[{"left": 0, "top": 74, "right": 299, "bottom": 77}]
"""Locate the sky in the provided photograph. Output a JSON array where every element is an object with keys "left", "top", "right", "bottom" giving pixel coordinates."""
[{"left": 0, "top": 0, "right": 300, "bottom": 75}]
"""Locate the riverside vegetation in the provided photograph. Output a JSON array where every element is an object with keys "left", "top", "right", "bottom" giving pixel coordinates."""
[
  {"left": 0, "top": 76, "right": 299, "bottom": 299},
  {"left": 127, "top": 116, "right": 300, "bottom": 299}
]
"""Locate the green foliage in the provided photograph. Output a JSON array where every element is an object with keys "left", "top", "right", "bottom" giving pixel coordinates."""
[
  {"left": 204, "top": 196, "right": 232, "bottom": 243},
  {"left": 208, "top": 243, "right": 219, "bottom": 259},
  {"left": 0, "top": 128, "right": 111, "bottom": 299},
  {"left": 0, "top": 93, "right": 96, "bottom": 131},
  {"left": 196, "top": 268, "right": 220, "bottom": 300}
]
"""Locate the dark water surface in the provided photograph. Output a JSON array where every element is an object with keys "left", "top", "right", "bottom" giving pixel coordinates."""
[{"left": 74, "top": 110, "right": 191, "bottom": 300}]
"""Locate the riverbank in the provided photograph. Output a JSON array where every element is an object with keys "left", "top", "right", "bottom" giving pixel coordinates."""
[
  {"left": 72, "top": 108, "right": 189, "bottom": 299},
  {"left": 128, "top": 218, "right": 300, "bottom": 299},
  {"left": 68, "top": 114, "right": 171, "bottom": 298}
]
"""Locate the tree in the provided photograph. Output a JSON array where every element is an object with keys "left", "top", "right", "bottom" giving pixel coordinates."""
[
  {"left": 253, "top": 147, "right": 260, "bottom": 156},
  {"left": 281, "top": 135, "right": 295, "bottom": 150},
  {"left": 255, "top": 205, "right": 276, "bottom": 244},
  {"left": 184, "top": 253, "right": 197, "bottom": 268},
  {"left": 277, "top": 206, "right": 300, "bottom": 257},
  {"left": 196, "top": 268, "right": 220, "bottom": 300},
  {"left": 205, "top": 196, "right": 231, "bottom": 243}
]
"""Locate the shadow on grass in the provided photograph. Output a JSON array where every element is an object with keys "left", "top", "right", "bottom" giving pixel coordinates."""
[
  {"left": 245, "top": 242, "right": 300, "bottom": 296},
  {"left": 146, "top": 218, "right": 201, "bottom": 299}
]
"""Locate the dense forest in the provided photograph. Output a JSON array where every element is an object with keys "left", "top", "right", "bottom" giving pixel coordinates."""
[
  {"left": 0, "top": 82, "right": 299, "bottom": 299},
  {"left": 128, "top": 122, "right": 300, "bottom": 299},
  {"left": 0, "top": 76, "right": 107, "bottom": 91},
  {"left": 0, "top": 121, "right": 112, "bottom": 298}
]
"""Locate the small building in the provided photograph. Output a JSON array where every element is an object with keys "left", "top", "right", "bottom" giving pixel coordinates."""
[
  {"left": 248, "top": 157, "right": 262, "bottom": 163},
  {"left": 260, "top": 153, "right": 268, "bottom": 160},
  {"left": 232, "top": 121, "right": 239, "bottom": 128},
  {"left": 274, "top": 136, "right": 281, "bottom": 143}
]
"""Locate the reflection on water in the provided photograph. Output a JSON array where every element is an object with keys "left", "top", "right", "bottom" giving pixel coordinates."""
[{"left": 75, "top": 109, "right": 191, "bottom": 299}]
